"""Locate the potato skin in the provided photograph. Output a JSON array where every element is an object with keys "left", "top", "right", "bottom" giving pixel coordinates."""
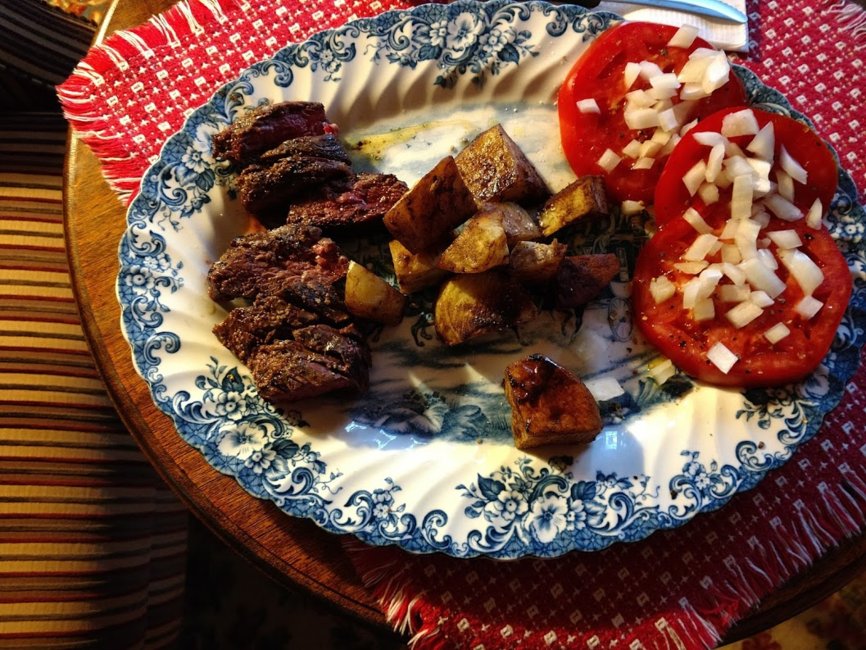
[
  {"left": 537, "top": 175, "right": 608, "bottom": 237},
  {"left": 434, "top": 270, "right": 537, "bottom": 346},
  {"left": 383, "top": 156, "right": 478, "bottom": 253},
  {"left": 509, "top": 240, "right": 567, "bottom": 284},
  {"left": 344, "top": 261, "right": 406, "bottom": 325}
]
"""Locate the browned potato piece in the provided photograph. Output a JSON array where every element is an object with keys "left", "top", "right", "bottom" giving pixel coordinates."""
[
  {"left": 388, "top": 239, "right": 448, "bottom": 294},
  {"left": 436, "top": 211, "right": 509, "bottom": 274},
  {"left": 537, "top": 176, "right": 608, "bottom": 237},
  {"left": 491, "top": 202, "right": 542, "bottom": 246},
  {"left": 554, "top": 253, "right": 620, "bottom": 310},
  {"left": 383, "top": 156, "right": 478, "bottom": 253},
  {"left": 344, "top": 261, "right": 406, "bottom": 325},
  {"left": 454, "top": 125, "right": 550, "bottom": 206},
  {"left": 434, "top": 271, "right": 538, "bottom": 346},
  {"left": 509, "top": 240, "right": 567, "bottom": 284},
  {"left": 504, "top": 354, "right": 602, "bottom": 449}
]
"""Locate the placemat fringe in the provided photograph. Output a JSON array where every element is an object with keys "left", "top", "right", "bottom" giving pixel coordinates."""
[{"left": 825, "top": 0, "right": 866, "bottom": 45}]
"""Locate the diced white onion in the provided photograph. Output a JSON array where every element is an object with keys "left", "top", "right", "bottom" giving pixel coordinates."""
[
  {"left": 678, "top": 49, "right": 715, "bottom": 83},
  {"left": 639, "top": 139, "right": 664, "bottom": 158},
  {"left": 625, "top": 107, "right": 660, "bottom": 130},
  {"left": 577, "top": 98, "right": 601, "bottom": 114},
  {"left": 683, "top": 233, "right": 719, "bottom": 261},
  {"left": 776, "top": 169, "right": 795, "bottom": 202},
  {"left": 705, "top": 143, "right": 726, "bottom": 183},
  {"left": 682, "top": 277, "right": 701, "bottom": 309},
  {"left": 680, "top": 119, "right": 699, "bottom": 136},
  {"left": 735, "top": 218, "right": 762, "bottom": 260},
  {"left": 746, "top": 122, "right": 775, "bottom": 161},
  {"left": 624, "top": 61, "right": 641, "bottom": 90},
  {"left": 764, "top": 322, "right": 791, "bottom": 344},
  {"left": 805, "top": 198, "right": 823, "bottom": 229},
  {"left": 795, "top": 295, "right": 824, "bottom": 319},
  {"left": 714, "top": 167, "right": 733, "bottom": 189},
  {"left": 698, "top": 182, "right": 720, "bottom": 205},
  {"left": 757, "top": 248, "right": 778, "bottom": 270},
  {"left": 751, "top": 208, "right": 771, "bottom": 228},
  {"left": 621, "top": 199, "right": 645, "bottom": 215},
  {"left": 661, "top": 133, "right": 681, "bottom": 155},
  {"left": 632, "top": 156, "right": 655, "bottom": 170},
  {"left": 650, "top": 73, "right": 680, "bottom": 91},
  {"left": 683, "top": 159, "right": 708, "bottom": 196},
  {"left": 640, "top": 61, "right": 664, "bottom": 80},
  {"left": 722, "top": 109, "right": 760, "bottom": 137},
  {"left": 750, "top": 290, "right": 775, "bottom": 308},
  {"left": 721, "top": 261, "right": 746, "bottom": 285},
  {"left": 720, "top": 219, "right": 739, "bottom": 241},
  {"left": 707, "top": 341, "right": 738, "bottom": 374},
  {"left": 683, "top": 207, "right": 713, "bottom": 234},
  {"left": 674, "top": 260, "right": 709, "bottom": 274},
  {"left": 721, "top": 243, "right": 742, "bottom": 264},
  {"left": 585, "top": 376, "right": 625, "bottom": 402},
  {"left": 725, "top": 155, "right": 755, "bottom": 180},
  {"left": 668, "top": 24, "right": 699, "bottom": 49},
  {"left": 739, "top": 256, "right": 786, "bottom": 297},
  {"left": 693, "top": 297, "right": 715, "bottom": 321},
  {"left": 597, "top": 148, "right": 622, "bottom": 173},
  {"left": 748, "top": 158, "right": 772, "bottom": 182},
  {"left": 693, "top": 131, "right": 728, "bottom": 147},
  {"left": 778, "top": 248, "right": 825, "bottom": 296},
  {"left": 726, "top": 300, "right": 764, "bottom": 329},
  {"left": 658, "top": 106, "right": 680, "bottom": 133},
  {"left": 651, "top": 128, "right": 673, "bottom": 145},
  {"left": 648, "top": 86, "right": 678, "bottom": 102},
  {"left": 764, "top": 194, "right": 804, "bottom": 221},
  {"left": 766, "top": 229, "right": 802, "bottom": 249},
  {"left": 731, "top": 174, "right": 755, "bottom": 220},
  {"left": 697, "top": 267, "right": 724, "bottom": 298},
  {"left": 650, "top": 275, "right": 676, "bottom": 304},
  {"left": 680, "top": 83, "right": 709, "bottom": 100},
  {"left": 622, "top": 139, "right": 642, "bottom": 158},
  {"left": 649, "top": 358, "right": 677, "bottom": 385},
  {"left": 701, "top": 51, "right": 731, "bottom": 94},
  {"left": 780, "top": 145, "right": 808, "bottom": 184},
  {"left": 719, "top": 284, "right": 750, "bottom": 302}
]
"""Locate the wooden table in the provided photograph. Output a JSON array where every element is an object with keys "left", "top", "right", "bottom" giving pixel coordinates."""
[{"left": 63, "top": 0, "right": 866, "bottom": 644}]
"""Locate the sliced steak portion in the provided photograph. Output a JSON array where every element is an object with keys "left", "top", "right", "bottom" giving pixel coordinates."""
[
  {"left": 212, "top": 101, "right": 332, "bottom": 165},
  {"left": 246, "top": 340, "right": 365, "bottom": 403},
  {"left": 286, "top": 173, "right": 408, "bottom": 229},
  {"left": 236, "top": 156, "right": 353, "bottom": 217},
  {"left": 256, "top": 134, "right": 351, "bottom": 167},
  {"left": 207, "top": 224, "right": 348, "bottom": 303},
  {"left": 213, "top": 294, "right": 318, "bottom": 362},
  {"left": 261, "top": 274, "right": 352, "bottom": 327},
  {"left": 293, "top": 323, "right": 371, "bottom": 386}
]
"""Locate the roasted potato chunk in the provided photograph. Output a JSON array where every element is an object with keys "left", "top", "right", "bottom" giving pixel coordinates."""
[
  {"left": 344, "top": 261, "right": 406, "bottom": 325},
  {"left": 434, "top": 271, "right": 538, "bottom": 346},
  {"left": 504, "top": 354, "right": 602, "bottom": 449},
  {"left": 509, "top": 240, "right": 567, "bottom": 284},
  {"left": 383, "top": 155, "right": 478, "bottom": 253},
  {"left": 388, "top": 239, "right": 448, "bottom": 294},
  {"left": 492, "top": 202, "right": 542, "bottom": 246},
  {"left": 554, "top": 253, "right": 620, "bottom": 310},
  {"left": 537, "top": 176, "right": 608, "bottom": 237},
  {"left": 436, "top": 211, "right": 509, "bottom": 274},
  {"left": 454, "top": 125, "right": 550, "bottom": 206}
]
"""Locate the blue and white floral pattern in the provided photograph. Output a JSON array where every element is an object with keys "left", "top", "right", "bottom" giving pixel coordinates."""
[{"left": 118, "top": 1, "right": 866, "bottom": 559}]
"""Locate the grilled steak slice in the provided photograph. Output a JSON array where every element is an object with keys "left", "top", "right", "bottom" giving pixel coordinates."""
[
  {"left": 236, "top": 156, "right": 354, "bottom": 216},
  {"left": 262, "top": 274, "right": 352, "bottom": 327},
  {"left": 286, "top": 173, "right": 408, "bottom": 229},
  {"left": 207, "top": 224, "right": 348, "bottom": 302},
  {"left": 212, "top": 101, "right": 332, "bottom": 165},
  {"left": 293, "top": 324, "right": 371, "bottom": 388},
  {"left": 246, "top": 338, "right": 369, "bottom": 402},
  {"left": 256, "top": 134, "right": 351, "bottom": 167},
  {"left": 212, "top": 294, "right": 318, "bottom": 362}
]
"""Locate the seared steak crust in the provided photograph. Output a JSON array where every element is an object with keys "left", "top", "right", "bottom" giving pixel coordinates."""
[
  {"left": 286, "top": 173, "right": 408, "bottom": 229},
  {"left": 212, "top": 101, "right": 331, "bottom": 165},
  {"left": 207, "top": 224, "right": 348, "bottom": 303}
]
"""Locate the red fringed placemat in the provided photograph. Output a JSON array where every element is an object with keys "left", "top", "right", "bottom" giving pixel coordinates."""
[{"left": 59, "top": 1, "right": 866, "bottom": 648}]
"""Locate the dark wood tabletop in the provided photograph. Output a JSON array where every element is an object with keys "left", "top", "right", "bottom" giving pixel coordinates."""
[{"left": 63, "top": 0, "right": 866, "bottom": 645}]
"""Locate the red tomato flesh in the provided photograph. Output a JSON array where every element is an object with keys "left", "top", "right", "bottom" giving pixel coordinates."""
[
  {"left": 632, "top": 217, "right": 851, "bottom": 387},
  {"left": 654, "top": 106, "right": 839, "bottom": 227},
  {"left": 558, "top": 21, "right": 746, "bottom": 203}
]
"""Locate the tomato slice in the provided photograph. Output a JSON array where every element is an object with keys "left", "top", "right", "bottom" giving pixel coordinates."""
[
  {"left": 654, "top": 107, "right": 838, "bottom": 227},
  {"left": 558, "top": 21, "right": 746, "bottom": 203},
  {"left": 632, "top": 217, "right": 852, "bottom": 387}
]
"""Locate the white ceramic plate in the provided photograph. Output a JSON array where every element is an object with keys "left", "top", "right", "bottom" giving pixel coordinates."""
[{"left": 118, "top": 0, "right": 866, "bottom": 558}]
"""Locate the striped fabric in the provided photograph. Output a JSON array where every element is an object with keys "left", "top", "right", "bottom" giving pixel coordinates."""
[
  {"left": 0, "top": 1, "right": 95, "bottom": 111},
  {"left": 0, "top": 112, "right": 188, "bottom": 648}
]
